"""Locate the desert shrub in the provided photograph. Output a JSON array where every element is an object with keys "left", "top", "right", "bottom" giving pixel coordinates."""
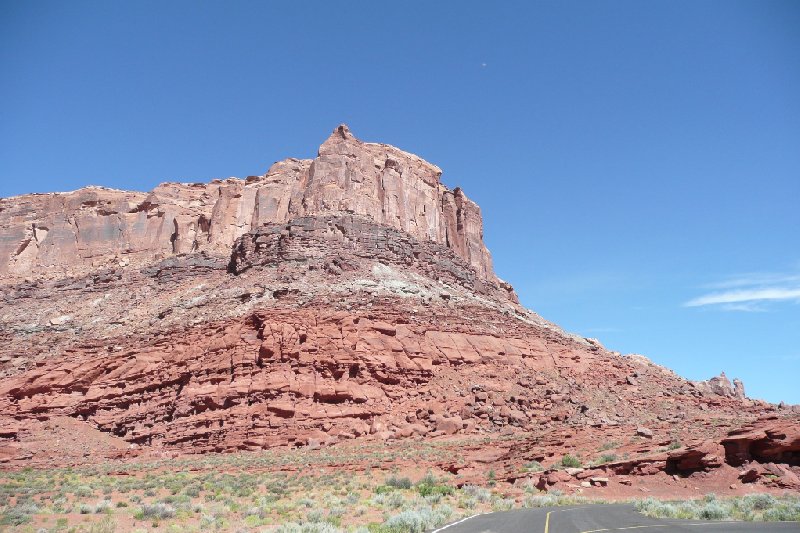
[
  {"left": 267, "top": 478, "right": 289, "bottom": 495},
  {"left": 94, "top": 499, "right": 113, "bottom": 514},
  {"left": 636, "top": 495, "right": 800, "bottom": 522},
  {"left": 371, "top": 491, "right": 404, "bottom": 509},
  {"left": 599, "top": 441, "right": 620, "bottom": 451},
  {"left": 417, "top": 471, "right": 438, "bottom": 486},
  {"left": 382, "top": 505, "right": 452, "bottom": 533},
  {"left": 460, "top": 485, "right": 490, "bottom": 503},
  {"left": 459, "top": 496, "right": 476, "bottom": 509},
  {"left": 423, "top": 492, "right": 444, "bottom": 505},
  {"left": 306, "top": 508, "right": 325, "bottom": 523},
  {"left": 637, "top": 498, "right": 694, "bottom": 519},
  {"left": 699, "top": 501, "right": 729, "bottom": 520},
  {"left": 88, "top": 516, "right": 117, "bottom": 533},
  {"left": 183, "top": 485, "right": 201, "bottom": 498},
  {"left": 560, "top": 454, "right": 581, "bottom": 468},
  {"left": 139, "top": 502, "right": 176, "bottom": 520},
  {"left": 635, "top": 498, "right": 659, "bottom": 514},
  {"left": 415, "top": 482, "right": 453, "bottom": 498},
  {"left": 744, "top": 493, "right": 775, "bottom": 511},
  {"left": 73, "top": 485, "right": 94, "bottom": 498},
  {"left": 763, "top": 502, "right": 800, "bottom": 522},
  {"left": 492, "top": 498, "right": 515, "bottom": 511},
  {"left": 276, "top": 523, "right": 343, "bottom": 533},
  {"left": 675, "top": 500, "right": 700, "bottom": 519},
  {"left": 244, "top": 506, "right": 266, "bottom": 519},
  {"left": 298, "top": 497, "right": 316, "bottom": 508},
  {"left": 199, "top": 512, "right": 228, "bottom": 530},
  {"left": 384, "top": 475, "right": 412, "bottom": 490},
  {"left": 0, "top": 502, "right": 39, "bottom": 526},
  {"left": 597, "top": 454, "right": 617, "bottom": 464},
  {"left": 524, "top": 494, "right": 558, "bottom": 508},
  {"left": 523, "top": 461, "right": 543, "bottom": 472}
]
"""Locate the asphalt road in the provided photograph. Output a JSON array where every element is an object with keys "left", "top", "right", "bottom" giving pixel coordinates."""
[{"left": 432, "top": 504, "right": 800, "bottom": 533}]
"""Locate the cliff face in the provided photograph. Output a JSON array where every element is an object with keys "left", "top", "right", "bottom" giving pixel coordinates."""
[
  {"left": 1, "top": 125, "right": 798, "bottom": 496},
  {"left": 0, "top": 125, "right": 494, "bottom": 282}
]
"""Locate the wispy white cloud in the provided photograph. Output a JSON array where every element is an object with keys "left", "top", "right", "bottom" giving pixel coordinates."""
[
  {"left": 686, "top": 287, "right": 800, "bottom": 307},
  {"left": 685, "top": 269, "right": 800, "bottom": 311}
]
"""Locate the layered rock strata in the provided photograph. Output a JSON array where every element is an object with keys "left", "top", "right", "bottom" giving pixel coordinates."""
[
  {"left": 0, "top": 125, "right": 797, "bottom": 496},
  {"left": 0, "top": 125, "right": 493, "bottom": 281}
]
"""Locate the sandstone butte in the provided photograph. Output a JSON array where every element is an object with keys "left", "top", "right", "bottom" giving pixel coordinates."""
[{"left": 0, "top": 125, "right": 798, "bottom": 497}]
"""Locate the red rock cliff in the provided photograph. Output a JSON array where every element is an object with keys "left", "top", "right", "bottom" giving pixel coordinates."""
[{"left": 0, "top": 125, "right": 494, "bottom": 282}]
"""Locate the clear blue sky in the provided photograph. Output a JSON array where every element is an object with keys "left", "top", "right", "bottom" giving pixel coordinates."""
[{"left": 2, "top": 1, "right": 798, "bottom": 403}]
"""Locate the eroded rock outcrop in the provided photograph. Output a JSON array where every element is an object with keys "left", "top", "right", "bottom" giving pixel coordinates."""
[
  {"left": 229, "top": 214, "right": 515, "bottom": 303},
  {"left": 722, "top": 417, "right": 800, "bottom": 467},
  {"left": 0, "top": 125, "right": 494, "bottom": 282},
  {"left": 0, "top": 306, "right": 564, "bottom": 452},
  {"left": 694, "top": 371, "right": 746, "bottom": 400}
]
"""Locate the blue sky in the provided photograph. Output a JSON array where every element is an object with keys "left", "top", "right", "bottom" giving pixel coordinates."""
[{"left": 2, "top": 1, "right": 798, "bottom": 403}]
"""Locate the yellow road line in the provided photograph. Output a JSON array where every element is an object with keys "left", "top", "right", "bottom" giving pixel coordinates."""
[{"left": 545, "top": 506, "right": 591, "bottom": 533}]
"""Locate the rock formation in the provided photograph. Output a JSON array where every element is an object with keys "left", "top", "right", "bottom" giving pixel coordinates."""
[
  {"left": 0, "top": 125, "right": 797, "bottom": 495},
  {"left": 0, "top": 125, "right": 493, "bottom": 281},
  {"left": 694, "top": 371, "right": 746, "bottom": 400}
]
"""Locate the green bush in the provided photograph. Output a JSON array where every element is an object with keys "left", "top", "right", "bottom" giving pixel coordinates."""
[
  {"left": 523, "top": 461, "right": 543, "bottom": 472},
  {"left": 597, "top": 454, "right": 617, "bottom": 464},
  {"left": 560, "top": 454, "right": 582, "bottom": 468},
  {"left": 415, "top": 483, "right": 453, "bottom": 498}
]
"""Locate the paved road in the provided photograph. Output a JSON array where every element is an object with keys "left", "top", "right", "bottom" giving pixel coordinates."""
[{"left": 432, "top": 504, "right": 800, "bottom": 533}]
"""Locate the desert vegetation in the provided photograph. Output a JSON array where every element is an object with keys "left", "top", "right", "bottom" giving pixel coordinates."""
[
  {"left": 0, "top": 438, "right": 590, "bottom": 532},
  {"left": 635, "top": 493, "right": 800, "bottom": 522},
  {"left": 3, "top": 443, "right": 800, "bottom": 532}
]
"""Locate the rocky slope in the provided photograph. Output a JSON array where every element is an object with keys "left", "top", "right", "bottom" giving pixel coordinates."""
[{"left": 0, "top": 126, "right": 797, "bottom": 495}]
